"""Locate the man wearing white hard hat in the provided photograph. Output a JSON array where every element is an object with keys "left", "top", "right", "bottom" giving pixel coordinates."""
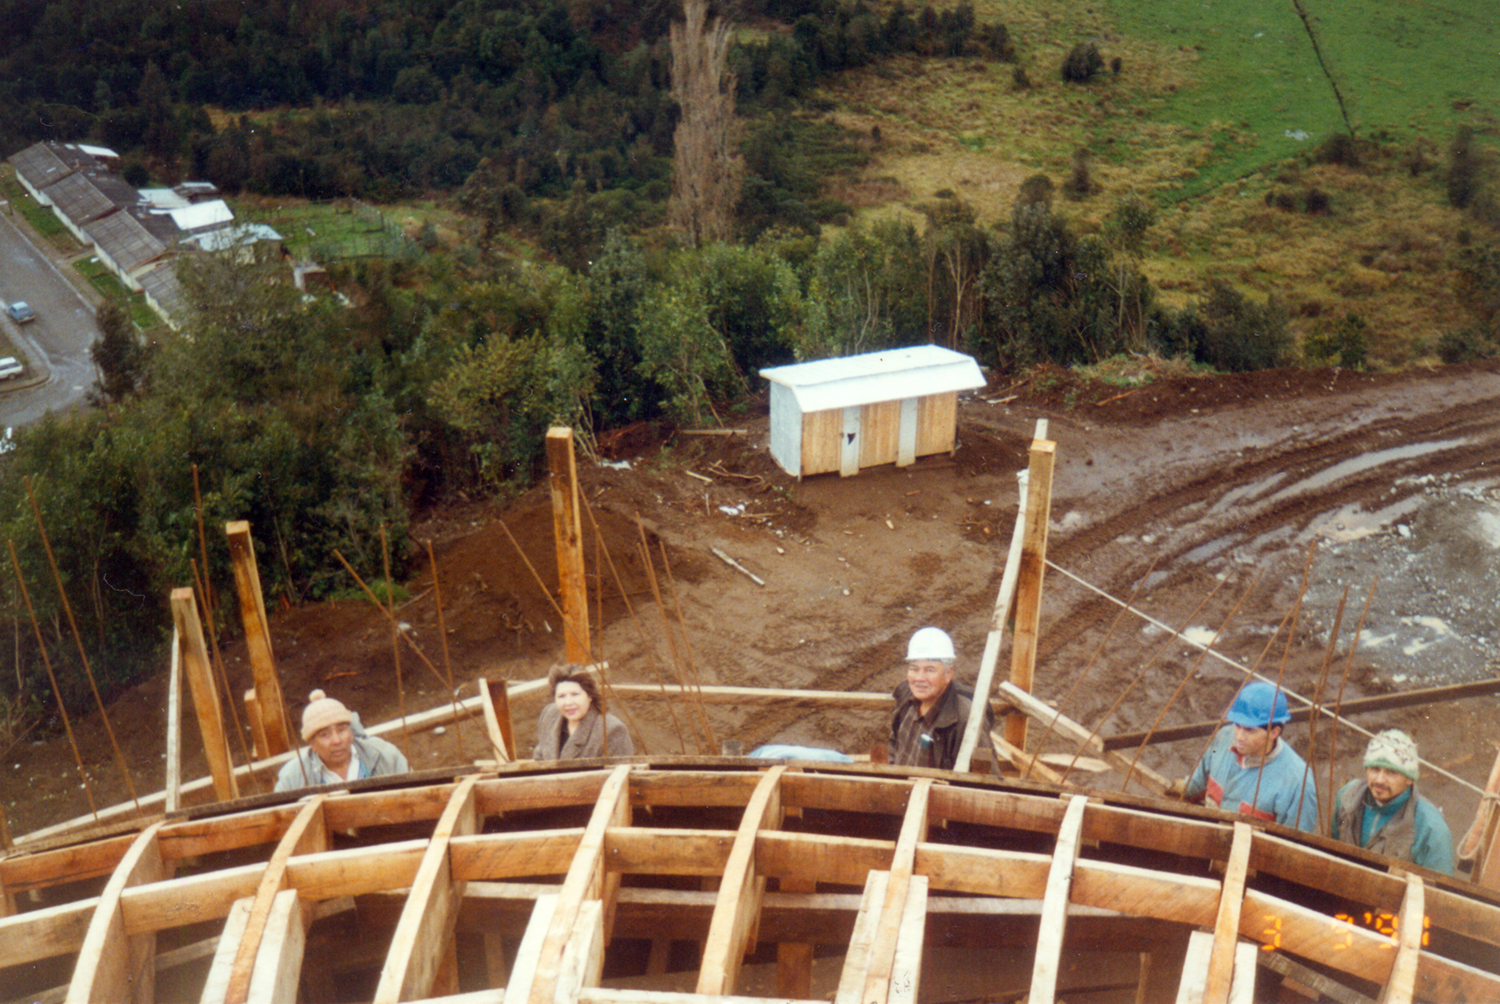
[
  {"left": 888, "top": 627, "right": 993, "bottom": 770},
  {"left": 1331, "top": 729, "right": 1454, "bottom": 875},
  {"left": 274, "top": 689, "right": 410, "bottom": 792}
]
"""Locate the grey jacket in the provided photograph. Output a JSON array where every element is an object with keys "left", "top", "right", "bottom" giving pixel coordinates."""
[
  {"left": 532, "top": 705, "right": 633, "bottom": 760},
  {"left": 274, "top": 720, "right": 409, "bottom": 792}
]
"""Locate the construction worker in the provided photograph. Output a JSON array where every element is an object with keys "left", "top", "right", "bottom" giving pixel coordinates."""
[
  {"left": 1182, "top": 681, "right": 1318, "bottom": 831},
  {"left": 1331, "top": 729, "right": 1454, "bottom": 875},
  {"left": 275, "top": 690, "right": 409, "bottom": 792},
  {"left": 888, "top": 627, "right": 992, "bottom": 771}
]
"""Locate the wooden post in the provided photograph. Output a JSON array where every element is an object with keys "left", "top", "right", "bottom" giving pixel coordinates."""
[
  {"left": 1005, "top": 437, "right": 1056, "bottom": 749},
  {"left": 479, "top": 678, "right": 516, "bottom": 762},
  {"left": 547, "top": 428, "right": 590, "bottom": 664},
  {"left": 776, "top": 877, "right": 816, "bottom": 998},
  {"left": 170, "top": 588, "right": 239, "bottom": 802},
  {"left": 165, "top": 627, "right": 182, "bottom": 815},
  {"left": 226, "top": 522, "right": 290, "bottom": 757}
]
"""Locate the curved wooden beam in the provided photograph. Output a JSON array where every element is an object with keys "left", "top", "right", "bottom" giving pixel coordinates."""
[{"left": 65, "top": 821, "right": 167, "bottom": 1004}]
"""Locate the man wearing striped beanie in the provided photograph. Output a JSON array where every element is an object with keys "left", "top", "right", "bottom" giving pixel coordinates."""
[{"left": 1331, "top": 729, "right": 1454, "bottom": 875}]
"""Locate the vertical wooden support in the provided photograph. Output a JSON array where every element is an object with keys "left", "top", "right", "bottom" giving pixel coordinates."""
[
  {"left": 1028, "top": 794, "right": 1087, "bottom": 1004},
  {"left": 65, "top": 822, "right": 165, "bottom": 1004},
  {"left": 524, "top": 764, "right": 632, "bottom": 1004},
  {"left": 861, "top": 780, "right": 931, "bottom": 1004},
  {"left": 777, "top": 878, "right": 817, "bottom": 999},
  {"left": 170, "top": 588, "right": 239, "bottom": 802},
  {"left": 1204, "top": 823, "right": 1254, "bottom": 1003},
  {"left": 1377, "top": 874, "right": 1424, "bottom": 1004},
  {"left": 834, "top": 871, "right": 889, "bottom": 1004},
  {"left": 479, "top": 678, "right": 515, "bottom": 763},
  {"left": 243, "top": 689, "right": 268, "bottom": 762},
  {"left": 246, "top": 888, "right": 306, "bottom": 1004},
  {"left": 546, "top": 428, "right": 590, "bottom": 664},
  {"left": 224, "top": 796, "right": 328, "bottom": 1004},
  {"left": 165, "top": 627, "right": 182, "bottom": 814},
  {"left": 226, "top": 521, "right": 290, "bottom": 758},
  {"left": 697, "top": 766, "right": 787, "bottom": 996},
  {"left": 374, "top": 776, "right": 480, "bottom": 1003},
  {"left": 1005, "top": 437, "right": 1056, "bottom": 749}
]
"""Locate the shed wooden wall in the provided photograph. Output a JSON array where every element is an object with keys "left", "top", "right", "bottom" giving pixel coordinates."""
[{"left": 798, "top": 392, "right": 959, "bottom": 477}]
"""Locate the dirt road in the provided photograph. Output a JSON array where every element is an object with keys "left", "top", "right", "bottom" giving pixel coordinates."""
[{"left": 5, "top": 361, "right": 1498, "bottom": 853}]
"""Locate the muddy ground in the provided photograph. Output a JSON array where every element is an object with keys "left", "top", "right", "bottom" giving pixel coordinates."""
[{"left": 4, "top": 360, "right": 1499, "bottom": 855}]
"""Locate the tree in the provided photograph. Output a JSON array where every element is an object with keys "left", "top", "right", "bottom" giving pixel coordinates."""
[
  {"left": 918, "top": 195, "right": 989, "bottom": 348},
  {"left": 89, "top": 302, "right": 147, "bottom": 405},
  {"left": 668, "top": 0, "right": 742, "bottom": 246}
]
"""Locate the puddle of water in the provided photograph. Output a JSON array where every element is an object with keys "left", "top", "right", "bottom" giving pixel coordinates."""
[
  {"left": 1477, "top": 510, "right": 1500, "bottom": 549},
  {"left": 1180, "top": 534, "right": 1242, "bottom": 564},
  {"left": 1266, "top": 439, "right": 1467, "bottom": 503},
  {"left": 1303, "top": 495, "right": 1426, "bottom": 543},
  {"left": 1180, "top": 625, "right": 1217, "bottom": 647},
  {"left": 1211, "top": 473, "right": 1286, "bottom": 512},
  {"left": 1358, "top": 629, "right": 1396, "bottom": 648}
]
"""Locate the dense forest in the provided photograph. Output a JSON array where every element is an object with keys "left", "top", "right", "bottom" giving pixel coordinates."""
[{"left": 2, "top": 0, "right": 1498, "bottom": 724}]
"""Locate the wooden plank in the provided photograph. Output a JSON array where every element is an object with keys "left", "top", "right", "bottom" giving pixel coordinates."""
[
  {"left": 755, "top": 831, "right": 892, "bottom": 887},
  {"left": 1, "top": 832, "right": 137, "bottom": 893},
  {"left": 246, "top": 888, "right": 304, "bottom": 1004},
  {"left": 604, "top": 828, "right": 733, "bottom": 877},
  {"left": 1241, "top": 889, "right": 1393, "bottom": 980},
  {"left": 914, "top": 391, "right": 957, "bottom": 457},
  {"left": 860, "top": 779, "right": 930, "bottom": 1004},
  {"left": 166, "top": 627, "right": 183, "bottom": 814},
  {"left": 0, "top": 897, "right": 97, "bottom": 967},
  {"left": 225, "top": 521, "right": 290, "bottom": 757},
  {"left": 834, "top": 870, "right": 889, "bottom": 1004},
  {"left": 65, "top": 822, "right": 165, "bottom": 1004},
  {"left": 1006, "top": 438, "right": 1055, "bottom": 749},
  {"left": 858, "top": 399, "right": 900, "bottom": 469},
  {"left": 895, "top": 397, "right": 918, "bottom": 468},
  {"left": 156, "top": 805, "right": 304, "bottom": 862},
  {"left": 1175, "top": 928, "right": 1214, "bottom": 1004},
  {"left": 800, "top": 408, "right": 843, "bottom": 477},
  {"left": 1229, "top": 940, "right": 1259, "bottom": 1004},
  {"left": 697, "top": 766, "right": 786, "bottom": 995},
  {"left": 839, "top": 405, "right": 860, "bottom": 477},
  {"left": 578, "top": 991, "right": 824, "bottom": 1004},
  {"left": 630, "top": 770, "right": 765, "bottom": 809},
  {"left": 889, "top": 873, "right": 927, "bottom": 1004},
  {"left": 478, "top": 679, "right": 513, "bottom": 764},
  {"left": 1376, "top": 873, "right": 1422, "bottom": 1004},
  {"left": 555, "top": 899, "right": 605, "bottom": 1004},
  {"left": 451, "top": 830, "right": 586, "bottom": 883},
  {"left": 473, "top": 770, "right": 613, "bottom": 819},
  {"left": 170, "top": 588, "right": 238, "bottom": 802},
  {"left": 1413, "top": 950, "right": 1500, "bottom": 1003},
  {"left": 990, "top": 730, "right": 1066, "bottom": 784},
  {"left": 1028, "top": 794, "right": 1087, "bottom": 1004},
  {"left": 374, "top": 776, "right": 480, "bottom": 1003},
  {"left": 778, "top": 771, "right": 916, "bottom": 817},
  {"left": 527, "top": 764, "right": 632, "bottom": 1004},
  {"left": 606, "top": 684, "right": 897, "bottom": 711},
  {"left": 200, "top": 897, "right": 252, "bottom": 1004},
  {"left": 223, "top": 795, "right": 328, "bottom": 1004},
  {"left": 776, "top": 877, "right": 817, "bottom": 999},
  {"left": 1072, "top": 859, "right": 1221, "bottom": 927},
  {"left": 121, "top": 863, "right": 263, "bottom": 935},
  {"left": 505, "top": 893, "right": 560, "bottom": 1004},
  {"left": 913, "top": 844, "right": 1052, "bottom": 898},
  {"left": 1204, "top": 822, "right": 1253, "bottom": 1004},
  {"left": 547, "top": 428, "right": 590, "bottom": 664},
  {"left": 283, "top": 840, "right": 428, "bottom": 901},
  {"left": 996, "top": 681, "right": 1173, "bottom": 795}
]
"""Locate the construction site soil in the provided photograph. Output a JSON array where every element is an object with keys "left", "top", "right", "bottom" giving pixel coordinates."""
[{"left": 6, "top": 360, "right": 1500, "bottom": 852}]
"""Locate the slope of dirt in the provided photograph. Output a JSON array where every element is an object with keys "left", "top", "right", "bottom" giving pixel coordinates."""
[{"left": 5, "top": 361, "right": 1500, "bottom": 852}]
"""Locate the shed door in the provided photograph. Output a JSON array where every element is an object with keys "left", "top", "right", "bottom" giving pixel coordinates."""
[{"left": 858, "top": 399, "right": 902, "bottom": 469}]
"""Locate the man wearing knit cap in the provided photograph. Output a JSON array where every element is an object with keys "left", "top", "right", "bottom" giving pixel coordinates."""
[
  {"left": 274, "top": 690, "right": 410, "bottom": 792},
  {"left": 1331, "top": 729, "right": 1454, "bottom": 875}
]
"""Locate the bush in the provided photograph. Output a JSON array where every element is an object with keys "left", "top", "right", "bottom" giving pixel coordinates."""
[
  {"left": 1447, "top": 126, "right": 1482, "bottom": 210},
  {"left": 1312, "top": 133, "right": 1359, "bottom": 167},
  {"left": 1063, "top": 147, "right": 1096, "bottom": 200},
  {"left": 1061, "top": 42, "right": 1103, "bottom": 83},
  {"left": 1303, "top": 188, "right": 1331, "bottom": 214},
  {"left": 1303, "top": 313, "right": 1368, "bottom": 369},
  {"left": 1436, "top": 325, "right": 1499, "bottom": 363},
  {"left": 1164, "top": 280, "right": 1292, "bottom": 372}
]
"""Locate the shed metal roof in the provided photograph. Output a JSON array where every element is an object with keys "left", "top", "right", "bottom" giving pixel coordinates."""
[
  {"left": 8, "top": 143, "right": 81, "bottom": 191},
  {"left": 85, "top": 210, "right": 168, "bottom": 273},
  {"left": 759, "top": 344, "right": 985, "bottom": 413},
  {"left": 138, "top": 263, "right": 186, "bottom": 320},
  {"left": 168, "top": 199, "right": 233, "bottom": 232},
  {"left": 43, "top": 170, "right": 136, "bottom": 227}
]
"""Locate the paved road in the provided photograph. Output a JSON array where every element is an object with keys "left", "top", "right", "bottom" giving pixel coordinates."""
[{"left": 0, "top": 207, "right": 101, "bottom": 427}]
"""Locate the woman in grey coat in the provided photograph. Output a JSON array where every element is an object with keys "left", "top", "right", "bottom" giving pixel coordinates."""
[{"left": 532, "top": 667, "right": 634, "bottom": 760}]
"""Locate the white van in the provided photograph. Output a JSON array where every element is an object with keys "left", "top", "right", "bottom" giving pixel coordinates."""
[{"left": 0, "top": 357, "right": 25, "bottom": 380}]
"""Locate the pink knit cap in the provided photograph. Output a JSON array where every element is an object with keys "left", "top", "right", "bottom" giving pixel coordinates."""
[{"left": 301, "top": 689, "right": 353, "bottom": 741}]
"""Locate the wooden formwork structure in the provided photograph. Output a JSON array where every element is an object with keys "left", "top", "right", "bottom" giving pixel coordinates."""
[{"left": 3, "top": 758, "right": 1499, "bottom": 1004}]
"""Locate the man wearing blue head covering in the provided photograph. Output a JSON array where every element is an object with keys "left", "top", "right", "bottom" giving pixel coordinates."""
[{"left": 1182, "top": 681, "right": 1319, "bottom": 831}]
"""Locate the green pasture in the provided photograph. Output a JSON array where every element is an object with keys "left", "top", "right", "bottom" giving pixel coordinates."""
[
  {"left": 236, "top": 200, "right": 446, "bottom": 262},
  {"left": 1101, "top": 0, "right": 1499, "bottom": 199}
]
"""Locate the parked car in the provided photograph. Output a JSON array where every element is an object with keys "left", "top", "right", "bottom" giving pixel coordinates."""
[
  {"left": 5, "top": 301, "right": 35, "bottom": 324},
  {"left": 0, "top": 357, "right": 24, "bottom": 380}
]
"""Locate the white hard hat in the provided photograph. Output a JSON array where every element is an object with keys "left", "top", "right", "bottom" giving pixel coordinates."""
[{"left": 907, "top": 627, "right": 955, "bottom": 661}]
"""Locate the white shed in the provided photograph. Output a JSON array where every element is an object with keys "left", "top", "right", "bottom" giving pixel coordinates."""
[{"left": 759, "top": 345, "right": 986, "bottom": 478}]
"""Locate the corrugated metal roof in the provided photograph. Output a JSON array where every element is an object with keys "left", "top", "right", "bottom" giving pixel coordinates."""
[
  {"left": 138, "top": 263, "right": 186, "bottom": 321},
  {"left": 760, "top": 345, "right": 986, "bottom": 413},
  {"left": 8, "top": 143, "right": 77, "bottom": 190},
  {"left": 73, "top": 143, "right": 119, "bottom": 160},
  {"left": 182, "top": 222, "right": 281, "bottom": 251},
  {"left": 138, "top": 188, "right": 190, "bottom": 210},
  {"left": 169, "top": 199, "right": 233, "bottom": 231},
  {"left": 85, "top": 210, "right": 167, "bottom": 273},
  {"left": 43, "top": 170, "right": 136, "bottom": 226}
]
